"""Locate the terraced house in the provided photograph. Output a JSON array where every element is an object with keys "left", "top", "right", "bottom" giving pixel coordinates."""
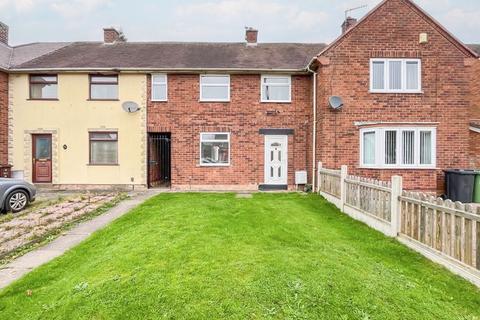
[{"left": 0, "top": 0, "right": 479, "bottom": 193}]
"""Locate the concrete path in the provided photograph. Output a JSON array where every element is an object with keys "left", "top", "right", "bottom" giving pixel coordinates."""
[{"left": 0, "top": 189, "right": 162, "bottom": 290}]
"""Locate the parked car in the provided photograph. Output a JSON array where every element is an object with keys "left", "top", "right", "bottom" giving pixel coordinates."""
[{"left": 0, "top": 178, "right": 36, "bottom": 213}]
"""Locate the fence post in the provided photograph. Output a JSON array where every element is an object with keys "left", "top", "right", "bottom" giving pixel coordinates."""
[
  {"left": 317, "top": 162, "right": 322, "bottom": 193},
  {"left": 390, "top": 175, "right": 403, "bottom": 237},
  {"left": 340, "top": 165, "right": 348, "bottom": 211}
]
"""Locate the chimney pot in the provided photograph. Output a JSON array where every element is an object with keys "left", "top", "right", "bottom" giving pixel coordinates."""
[
  {"left": 341, "top": 17, "right": 357, "bottom": 34},
  {"left": 103, "top": 27, "right": 126, "bottom": 44},
  {"left": 0, "top": 22, "right": 9, "bottom": 45},
  {"left": 245, "top": 27, "right": 258, "bottom": 46}
]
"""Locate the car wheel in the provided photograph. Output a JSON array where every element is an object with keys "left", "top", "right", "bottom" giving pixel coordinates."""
[{"left": 6, "top": 190, "right": 29, "bottom": 213}]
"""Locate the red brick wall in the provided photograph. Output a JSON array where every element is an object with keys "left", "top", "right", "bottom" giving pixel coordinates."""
[
  {"left": 470, "top": 131, "right": 480, "bottom": 169},
  {"left": 147, "top": 74, "right": 312, "bottom": 189},
  {"left": 471, "top": 60, "right": 480, "bottom": 120},
  {"left": 315, "top": 0, "right": 473, "bottom": 193},
  {"left": 469, "top": 61, "right": 480, "bottom": 168},
  {"left": 0, "top": 71, "right": 8, "bottom": 165}
]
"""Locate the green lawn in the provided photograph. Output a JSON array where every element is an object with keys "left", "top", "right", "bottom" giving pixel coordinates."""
[{"left": 0, "top": 193, "right": 479, "bottom": 319}]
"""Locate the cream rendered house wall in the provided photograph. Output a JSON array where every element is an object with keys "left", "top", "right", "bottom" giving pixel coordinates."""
[{"left": 8, "top": 73, "right": 147, "bottom": 188}]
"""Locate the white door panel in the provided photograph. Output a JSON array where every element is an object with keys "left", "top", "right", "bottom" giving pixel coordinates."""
[{"left": 264, "top": 135, "right": 288, "bottom": 185}]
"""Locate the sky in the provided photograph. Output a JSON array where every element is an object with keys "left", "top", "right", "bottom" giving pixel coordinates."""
[{"left": 0, "top": 0, "right": 479, "bottom": 46}]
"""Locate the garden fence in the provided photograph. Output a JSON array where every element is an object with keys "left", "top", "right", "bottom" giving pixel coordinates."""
[{"left": 317, "top": 162, "right": 480, "bottom": 287}]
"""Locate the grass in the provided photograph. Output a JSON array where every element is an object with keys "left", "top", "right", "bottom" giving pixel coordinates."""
[{"left": 0, "top": 193, "right": 479, "bottom": 319}]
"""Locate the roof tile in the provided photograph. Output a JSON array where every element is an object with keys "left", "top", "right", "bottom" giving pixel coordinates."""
[{"left": 12, "top": 42, "right": 327, "bottom": 71}]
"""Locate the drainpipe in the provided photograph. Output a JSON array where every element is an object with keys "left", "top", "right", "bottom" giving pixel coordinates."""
[{"left": 307, "top": 65, "right": 317, "bottom": 192}]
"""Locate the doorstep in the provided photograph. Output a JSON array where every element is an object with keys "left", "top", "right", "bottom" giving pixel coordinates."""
[{"left": 258, "top": 184, "right": 288, "bottom": 191}]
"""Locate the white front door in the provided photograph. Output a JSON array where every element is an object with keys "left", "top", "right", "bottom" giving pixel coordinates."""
[{"left": 264, "top": 135, "right": 288, "bottom": 185}]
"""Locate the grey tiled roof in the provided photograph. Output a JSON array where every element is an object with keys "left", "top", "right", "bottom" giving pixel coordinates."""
[
  {"left": 10, "top": 42, "right": 71, "bottom": 68},
  {"left": 0, "top": 43, "right": 12, "bottom": 70},
  {"left": 2, "top": 41, "right": 477, "bottom": 72},
  {"left": 468, "top": 44, "right": 480, "bottom": 56},
  {"left": 11, "top": 42, "right": 327, "bottom": 71},
  {"left": 0, "top": 42, "right": 71, "bottom": 70}
]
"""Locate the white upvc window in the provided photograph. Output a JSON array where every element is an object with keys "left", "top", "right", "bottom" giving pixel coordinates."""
[
  {"left": 151, "top": 74, "right": 168, "bottom": 101},
  {"left": 370, "top": 59, "right": 422, "bottom": 93},
  {"left": 360, "top": 127, "right": 436, "bottom": 169},
  {"left": 261, "top": 75, "right": 291, "bottom": 103},
  {"left": 200, "top": 75, "right": 230, "bottom": 102},
  {"left": 200, "top": 133, "right": 230, "bottom": 166}
]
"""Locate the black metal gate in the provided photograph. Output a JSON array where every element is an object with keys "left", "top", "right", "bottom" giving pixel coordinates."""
[{"left": 148, "top": 133, "right": 171, "bottom": 188}]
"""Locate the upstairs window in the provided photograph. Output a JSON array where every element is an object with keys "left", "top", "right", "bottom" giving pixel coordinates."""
[
  {"left": 200, "top": 133, "right": 230, "bottom": 166},
  {"left": 152, "top": 74, "right": 168, "bottom": 101},
  {"left": 200, "top": 75, "right": 230, "bottom": 102},
  {"left": 370, "top": 59, "right": 421, "bottom": 93},
  {"left": 89, "top": 132, "right": 118, "bottom": 165},
  {"left": 29, "top": 75, "right": 58, "bottom": 100},
  {"left": 261, "top": 75, "right": 291, "bottom": 102},
  {"left": 360, "top": 127, "right": 435, "bottom": 168},
  {"left": 89, "top": 75, "right": 118, "bottom": 100}
]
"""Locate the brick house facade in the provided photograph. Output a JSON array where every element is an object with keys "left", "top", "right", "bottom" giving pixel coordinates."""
[
  {"left": 311, "top": 0, "right": 478, "bottom": 192},
  {"left": 470, "top": 59, "right": 480, "bottom": 168},
  {"left": 470, "top": 128, "right": 480, "bottom": 169},
  {"left": 0, "top": 0, "right": 478, "bottom": 193},
  {"left": 147, "top": 74, "right": 313, "bottom": 190}
]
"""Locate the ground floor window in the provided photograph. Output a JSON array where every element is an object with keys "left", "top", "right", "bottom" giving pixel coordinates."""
[
  {"left": 200, "top": 133, "right": 230, "bottom": 166},
  {"left": 360, "top": 127, "right": 436, "bottom": 168},
  {"left": 89, "top": 132, "right": 118, "bottom": 165}
]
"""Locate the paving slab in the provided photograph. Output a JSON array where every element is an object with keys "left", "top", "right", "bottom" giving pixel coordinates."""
[
  {"left": 0, "top": 189, "right": 161, "bottom": 290},
  {"left": 236, "top": 193, "right": 253, "bottom": 198},
  {"left": 40, "top": 234, "right": 87, "bottom": 251},
  {"left": 7, "top": 249, "right": 64, "bottom": 269},
  {"left": 0, "top": 268, "right": 31, "bottom": 289}
]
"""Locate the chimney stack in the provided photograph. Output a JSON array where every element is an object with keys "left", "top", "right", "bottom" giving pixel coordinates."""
[
  {"left": 0, "top": 22, "right": 9, "bottom": 45},
  {"left": 341, "top": 17, "right": 357, "bottom": 34},
  {"left": 103, "top": 27, "right": 126, "bottom": 44},
  {"left": 245, "top": 27, "right": 258, "bottom": 46}
]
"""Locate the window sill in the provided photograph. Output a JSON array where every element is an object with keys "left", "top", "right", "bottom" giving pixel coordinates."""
[
  {"left": 198, "top": 164, "right": 230, "bottom": 167},
  {"left": 87, "top": 164, "right": 119, "bottom": 166},
  {"left": 27, "top": 98, "right": 59, "bottom": 101},
  {"left": 199, "top": 100, "right": 230, "bottom": 103},
  {"left": 261, "top": 100, "right": 292, "bottom": 104},
  {"left": 87, "top": 99, "right": 120, "bottom": 101},
  {"left": 369, "top": 90, "right": 424, "bottom": 94},
  {"left": 151, "top": 99, "right": 168, "bottom": 103},
  {"left": 359, "top": 166, "right": 437, "bottom": 170}
]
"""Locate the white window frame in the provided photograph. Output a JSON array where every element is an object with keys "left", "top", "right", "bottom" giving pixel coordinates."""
[
  {"left": 151, "top": 74, "right": 168, "bottom": 102},
  {"left": 199, "top": 132, "right": 231, "bottom": 167},
  {"left": 199, "top": 75, "right": 230, "bottom": 102},
  {"left": 359, "top": 127, "right": 436, "bottom": 169},
  {"left": 261, "top": 75, "right": 292, "bottom": 103},
  {"left": 369, "top": 59, "right": 422, "bottom": 93}
]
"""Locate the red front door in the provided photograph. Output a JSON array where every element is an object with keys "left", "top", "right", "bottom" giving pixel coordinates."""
[{"left": 32, "top": 134, "right": 52, "bottom": 183}]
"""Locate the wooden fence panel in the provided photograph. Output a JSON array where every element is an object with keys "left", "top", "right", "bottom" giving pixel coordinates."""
[
  {"left": 317, "top": 163, "right": 480, "bottom": 286},
  {"left": 344, "top": 176, "right": 391, "bottom": 222},
  {"left": 318, "top": 168, "right": 341, "bottom": 198},
  {"left": 399, "top": 192, "right": 480, "bottom": 271}
]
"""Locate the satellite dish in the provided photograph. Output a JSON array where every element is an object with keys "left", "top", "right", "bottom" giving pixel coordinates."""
[
  {"left": 329, "top": 96, "right": 344, "bottom": 110},
  {"left": 122, "top": 101, "right": 140, "bottom": 113}
]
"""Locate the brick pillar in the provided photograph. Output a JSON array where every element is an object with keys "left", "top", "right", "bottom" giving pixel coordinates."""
[
  {"left": 104, "top": 28, "right": 120, "bottom": 44},
  {"left": 245, "top": 27, "right": 258, "bottom": 46},
  {"left": 0, "top": 72, "right": 8, "bottom": 165},
  {"left": 0, "top": 22, "right": 8, "bottom": 45}
]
